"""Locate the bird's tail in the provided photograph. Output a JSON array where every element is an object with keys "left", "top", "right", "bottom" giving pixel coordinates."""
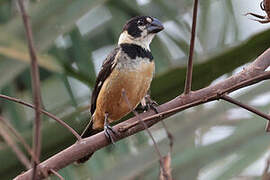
[{"left": 76, "top": 120, "right": 101, "bottom": 163}]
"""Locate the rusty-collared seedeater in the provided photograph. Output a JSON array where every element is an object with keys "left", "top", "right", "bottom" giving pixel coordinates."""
[{"left": 77, "top": 16, "right": 164, "bottom": 163}]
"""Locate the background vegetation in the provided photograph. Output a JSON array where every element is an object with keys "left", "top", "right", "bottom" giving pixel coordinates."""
[{"left": 0, "top": 0, "right": 270, "bottom": 179}]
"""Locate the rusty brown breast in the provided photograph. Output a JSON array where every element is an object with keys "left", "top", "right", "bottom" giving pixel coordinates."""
[{"left": 92, "top": 48, "right": 155, "bottom": 129}]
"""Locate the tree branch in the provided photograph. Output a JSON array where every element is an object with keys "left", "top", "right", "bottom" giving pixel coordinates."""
[
  {"left": 184, "top": 0, "right": 199, "bottom": 94},
  {"left": 221, "top": 94, "right": 270, "bottom": 128},
  {"left": 0, "top": 116, "right": 48, "bottom": 177},
  {"left": 0, "top": 94, "right": 81, "bottom": 140},
  {"left": 50, "top": 169, "right": 64, "bottom": 180},
  {"left": 0, "top": 118, "right": 31, "bottom": 170},
  {"left": 17, "top": 0, "right": 43, "bottom": 179},
  {"left": 0, "top": 116, "right": 36, "bottom": 163},
  {"left": 122, "top": 90, "right": 168, "bottom": 179},
  {"left": 14, "top": 47, "right": 270, "bottom": 180}
]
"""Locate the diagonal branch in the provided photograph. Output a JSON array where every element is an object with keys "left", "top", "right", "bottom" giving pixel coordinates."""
[
  {"left": 220, "top": 94, "right": 270, "bottom": 131},
  {"left": 0, "top": 116, "right": 37, "bottom": 163},
  {"left": 160, "top": 120, "right": 174, "bottom": 152},
  {"left": 0, "top": 118, "right": 31, "bottom": 169},
  {"left": 121, "top": 90, "right": 168, "bottom": 180},
  {"left": 14, "top": 47, "right": 270, "bottom": 180},
  {"left": 17, "top": 0, "right": 43, "bottom": 179},
  {"left": 50, "top": 169, "right": 64, "bottom": 180},
  {"left": 0, "top": 94, "right": 81, "bottom": 140},
  {"left": 184, "top": 0, "right": 199, "bottom": 94},
  {"left": 143, "top": 95, "right": 174, "bottom": 151},
  {"left": 120, "top": 71, "right": 270, "bottom": 131},
  {"left": 0, "top": 116, "right": 48, "bottom": 177}
]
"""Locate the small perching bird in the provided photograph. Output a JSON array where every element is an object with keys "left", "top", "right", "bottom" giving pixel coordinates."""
[{"left": 77, "top": 16, "right": 164, "bottom": 163}]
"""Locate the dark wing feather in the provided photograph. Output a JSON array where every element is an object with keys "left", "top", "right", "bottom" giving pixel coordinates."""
[
  {"left": 90, "top": 47, "right": 120, "bottom": 115},
  {"left": 78, "top": 48, "right": 119, "bottom": 163}
]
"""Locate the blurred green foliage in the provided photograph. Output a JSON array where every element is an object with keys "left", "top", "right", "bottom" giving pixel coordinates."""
[{"left": 0, "top": 0, "right": 269, "bottom": 179}]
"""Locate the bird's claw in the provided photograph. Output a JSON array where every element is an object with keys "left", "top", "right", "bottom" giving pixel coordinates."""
[
  {"left": 144, "top": 96, "right": 160, "bottom": 115},
  {"left": 104, "top": 124, "right": 117, "bottom": 144},
  {"left": 147, "top": 102, "right": 159, "bottom": 114}
]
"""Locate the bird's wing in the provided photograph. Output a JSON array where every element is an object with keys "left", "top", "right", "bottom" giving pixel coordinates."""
[{"left": 90, "top": 47, "right": 120, "bottom": 115}]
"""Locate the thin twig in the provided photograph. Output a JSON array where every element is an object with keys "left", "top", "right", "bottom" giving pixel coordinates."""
[
  {"left": 184, "top": 0, "right": 199, "bottom": 94},
  {"left": 0, "top": 94, "right": 81, "bottom": 140},
  {"left": 17, "top": 0, "right": 43, "bottom": 179},
  {"left": 0, "top": 116, "right": 37, "bottom": 162},
  {"left": 121, "top": 89, "right": 168, "bottom": 180},
  {"left": 221, "top": 94, "right": 270, "bottom": 129},
  {"left": 50, "top": 169, "right": 64, "bottom": 180},
  {"left": 143, "top": 95, "right": 174, "bottom": 151},
  {"left": 119, "top": 98, "right": 204, "bottom": 131},
  {"left": 159, "top": 152, "right": 172, "bottom": 180},
  {"left": 160, "top": 121, "right": 173, "bottom": 152},
  {"left": 262, "top": 156, "right": 270, "bottom": 180},
  {"left": 0, "top": 122, "right": 31, "bottom": 169},
  {"left": 266, "top": 121, "right": 270, "bottom": 132},
  {"left": 0, "top": 116, "right": 48, "bottom": 177}
]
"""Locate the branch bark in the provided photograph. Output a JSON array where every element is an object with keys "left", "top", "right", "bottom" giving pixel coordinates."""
[
  {"left": 0, "top": 94, "right": 81, "bottom": 140},
  {"left": 50, "top": 169, "right": 64, "bottom": 180},
  {"left": 0, "top": 116, "right": 48, "bottom": 177},
  {"left": 122, "top": 90, "right": 168, "bottom": 179},
  {"left": 221, "top": 94, "right": 270, "bottom": 127},
  {"left": 0, "top": 116, "right": 36, "bottom": 163},
  {"left": 0, "top": 118, "right": 31, "bottom": 170},
  {"left": 17, "top": 0, "right": 43, "bottom": 179},
  {"left": 184, "top": 0, "right": 199, "bottom": 94},
  {"left": 14, "top": 48, "right": 270, "bottom": 180}
]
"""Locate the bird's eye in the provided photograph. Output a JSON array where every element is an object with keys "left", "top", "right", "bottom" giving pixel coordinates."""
[{"left": 137, "top": 20, "right": 144, "bottom": 26}]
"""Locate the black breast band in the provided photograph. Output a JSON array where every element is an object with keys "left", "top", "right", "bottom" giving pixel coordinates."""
[{"left": 120, "top": 43, "right": 153, "bottom": 61}]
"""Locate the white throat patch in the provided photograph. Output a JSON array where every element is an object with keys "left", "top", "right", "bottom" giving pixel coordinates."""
[{"left": 118, "top": 31, "right": 155, "bottom": 51}]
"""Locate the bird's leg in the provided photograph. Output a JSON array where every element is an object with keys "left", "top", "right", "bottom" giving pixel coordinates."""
[
  {"left": 142, "top": 94, "right": 174, "bottom": 150},
  {"left": 104, "top": 112, "right": 117, "bottom": 144},
  {"left": 142, "top": 94, "right": 159, "bottom": 114},
  {"left": 138, "top": 94, "right": 158, "bottom": 113}
]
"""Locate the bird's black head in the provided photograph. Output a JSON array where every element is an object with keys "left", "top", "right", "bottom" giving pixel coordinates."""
[
  {"left": 119, "top": 16, "right": 164, "bottom": 50},
  {"left": 122, "top": 16, "right": 164, "bottom": 37}
]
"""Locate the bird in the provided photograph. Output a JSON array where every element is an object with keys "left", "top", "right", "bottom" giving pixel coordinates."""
[{"left": 77, "top": 16, "right": 164, "bottom": 163}]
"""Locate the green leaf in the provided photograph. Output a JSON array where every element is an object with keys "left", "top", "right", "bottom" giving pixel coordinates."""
[
  {"left": 68, "top": 28, "right": 96, "bottom": 85},
  {"left": 6, "top": 0, "right": 108, "bottom": 51},
  {"left": 0, "top": 58, "right": 26, "bottom": 90},
  {"left": 0, "top": 46, "right": 62, "bottom": 72},
  {"left": 214, "top": 135, "right": 269, "bottom": 180}
]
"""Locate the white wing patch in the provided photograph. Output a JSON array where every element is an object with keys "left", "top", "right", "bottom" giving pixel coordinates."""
[
  {"left": 146, "top": 17, "right": 152, "bottom": 23},
  {"left": 98, "top": 81, "right": 103, "bottom": 87}
]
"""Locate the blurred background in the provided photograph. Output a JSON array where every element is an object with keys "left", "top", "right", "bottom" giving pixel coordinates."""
[{"left": 0, "top": 0, "right": 270, "bottom": 179}]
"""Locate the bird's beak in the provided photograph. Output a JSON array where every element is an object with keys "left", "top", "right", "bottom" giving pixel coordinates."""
[{"left": 147, "top": 18, "right": 164, "bottom": 34}]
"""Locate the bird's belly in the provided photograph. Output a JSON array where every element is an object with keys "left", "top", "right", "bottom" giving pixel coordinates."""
[{"left": 93, "top": 61, "right": 154, "bottom": 129}]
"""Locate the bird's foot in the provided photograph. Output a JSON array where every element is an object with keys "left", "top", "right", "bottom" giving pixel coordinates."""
[
  {"left": 104, "top": 124, "right": 117, "bottom": 144},
  {"left": 144, "top": 95, "right": 159, "bottom": 114}
]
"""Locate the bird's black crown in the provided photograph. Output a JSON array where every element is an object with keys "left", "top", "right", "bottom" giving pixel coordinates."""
[{"left": 122, "top": 16, "right": 163, "bottom": 38}]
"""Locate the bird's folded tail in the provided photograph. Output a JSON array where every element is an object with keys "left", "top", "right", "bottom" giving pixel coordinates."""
[{"left": 76, "top": 120, "right": 101, "bottom": 164}]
